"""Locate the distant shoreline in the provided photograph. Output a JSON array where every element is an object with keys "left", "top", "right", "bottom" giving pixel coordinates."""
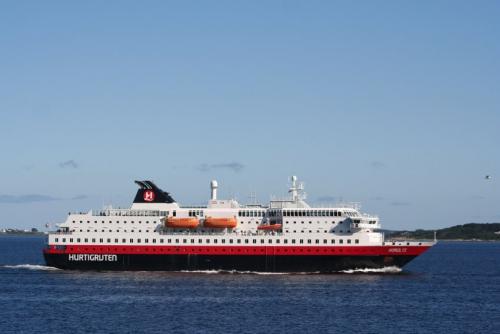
[
  {"left": 387, "top": 238, "right": 499, "bottom": 242},
  {"left": 0, "top": 232, "right": 46, "bottom": 236}
]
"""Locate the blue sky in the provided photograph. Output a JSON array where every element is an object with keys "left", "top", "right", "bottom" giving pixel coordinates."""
[{"left": 1, "top": 1, "right": 499, "bottom": 230}]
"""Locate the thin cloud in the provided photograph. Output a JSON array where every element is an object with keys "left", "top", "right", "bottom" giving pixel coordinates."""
[
  {"left": 390, "top": 201, "right": 411, "bottom": 206},
  {"left": 0, "top": 194, "right": 88, "bottom": 203},
  {"left": 316, "top": 195, "right": 337, "bottom": 203},
  {"left": 71, "top": 195, "right": 88, "bottom": 200},
  {"left": 370, "top": 161, "right": 386, "bottom": 169},
  {"left": 59, "top": 160, "right": 79, "bottom": 169},
  {"left": 0, "top": 194, "right": 59, "bottom": 203},
  {"left": 469, "top": 195, "right": 485, "bottom": 200},
  {"left": 196, "top": 162, "right": 245, "bottom": 173},
  {"left": 23, "top": 164, "right": 35, "bottom": 171}
]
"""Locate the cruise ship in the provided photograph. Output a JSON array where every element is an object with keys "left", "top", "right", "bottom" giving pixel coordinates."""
[{"left": 43, "top": 177, "right": 435, "bottom": 272}]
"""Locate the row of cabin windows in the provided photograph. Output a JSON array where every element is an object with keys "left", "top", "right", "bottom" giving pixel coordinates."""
[
  {"left": 238, "top": 210, "right": 346, "bottom": 218},
  {"left": 188, "top": 210, "right": 204, "bottom": 217},
  {"left": 283, "top": 210, "right": 343, "bottom": 217},
  {"left": 285, "top": 221, "right": 344, "bottom": 225},
  {"left": 67, "top": 229, "right": 351, "bottom": 233},
  {"left": 238, "top": 211, "right": 266, "bottom": 217},
  {"left": 93, "top": 210, "right": 168, "bottom": 217},
  {"left": 238, "top": 220, "right": 343, "bottom": 225},
  {"left": 55, "top": 237, "right": 360, "bottom": 245},
  {"left": 73, "top": 220, "right": 155, "bottom": 224}
]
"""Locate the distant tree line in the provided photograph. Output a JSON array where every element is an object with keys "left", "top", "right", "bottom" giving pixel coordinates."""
[
  {"left": 0, "top": 228, "right": 42, "bottom": 235},
  {"left": 387, "top": 223, "right": 500, "bottom": 241}
]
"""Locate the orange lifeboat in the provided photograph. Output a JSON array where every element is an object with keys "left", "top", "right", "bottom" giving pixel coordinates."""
[
  {"left": 204, "top": 217, "right": 238, "bottom": 229},
  {"left": 165, "top": 217, "right": 199, "bottom": 229},
  {"left": 257, "top": 223, "right": 282, "bottom": 231}
]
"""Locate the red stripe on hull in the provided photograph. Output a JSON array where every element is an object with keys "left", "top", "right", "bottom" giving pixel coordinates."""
[{"left": 44, "top": 244, "right": 431, "bottom": 256}]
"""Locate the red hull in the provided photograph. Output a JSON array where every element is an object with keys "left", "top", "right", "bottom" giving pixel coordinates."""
[{"left": 44, "top": 244, "right": 431, "bottom": 256}]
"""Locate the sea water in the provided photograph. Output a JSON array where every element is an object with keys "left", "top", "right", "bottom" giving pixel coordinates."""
[{"left": 0, "top": 236, "right": 498, "bottom": 333}]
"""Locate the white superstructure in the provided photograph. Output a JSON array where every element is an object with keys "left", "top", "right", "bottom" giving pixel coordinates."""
[{"left": 49, "top": 176, "right": 394, "bottom": 248}]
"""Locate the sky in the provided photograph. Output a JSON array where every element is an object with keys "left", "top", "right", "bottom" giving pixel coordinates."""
[{"left": 0, "top": 1, "right": 499, "bottom": 230}]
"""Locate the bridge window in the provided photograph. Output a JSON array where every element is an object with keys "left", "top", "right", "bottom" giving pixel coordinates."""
[{"left": 122, "top": 239, "right": 126, "bottom": 243}]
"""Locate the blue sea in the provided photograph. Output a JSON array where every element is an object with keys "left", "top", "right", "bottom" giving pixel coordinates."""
[{"left": 0, "top": 236, "right": 499, "bottom": 334}]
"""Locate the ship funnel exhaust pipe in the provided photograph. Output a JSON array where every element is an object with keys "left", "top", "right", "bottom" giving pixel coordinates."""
[{"left": 210, "top": 180, "right": 218, "bottom": 200}]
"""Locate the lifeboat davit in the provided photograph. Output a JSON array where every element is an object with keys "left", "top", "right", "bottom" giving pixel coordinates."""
[
  {"left": 165, "top": 217, "right": 199, "bottom": 229},
  {"left": 204, "top": 217, "right": 238, "bottom": 229},
  {"left": 257, "top": 224, "right": 282, "bottom": 231}
]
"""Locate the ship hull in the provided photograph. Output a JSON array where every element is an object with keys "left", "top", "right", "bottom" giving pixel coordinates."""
[{"left": 44, "top": 252, "right": 419, "bottom": 272}]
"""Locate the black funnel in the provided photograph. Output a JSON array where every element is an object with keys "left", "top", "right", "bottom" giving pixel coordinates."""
[{"left": 133, "top": 180, "right": 175, "bottom": 204}]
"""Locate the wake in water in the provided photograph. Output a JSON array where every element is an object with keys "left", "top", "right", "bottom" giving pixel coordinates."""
[
  {"left": 178, "top": 270, "right": 294, "bottom": 275},
  {"left": 340, "top": 266, "right": 402, "bottom": 274},
  {"left": 177, "top": 267, "right": 402, "bottom": 275},
  {"left": 0, "top": 265, "right": 401, "bottom": 274},
  {"left": 2, "top": 264, "right": 60, "bottom": 271}
]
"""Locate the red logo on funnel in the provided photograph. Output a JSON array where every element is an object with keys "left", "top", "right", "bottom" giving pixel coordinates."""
[{"left": 143, "top": 190, "right": 155, "bottom": 202}]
